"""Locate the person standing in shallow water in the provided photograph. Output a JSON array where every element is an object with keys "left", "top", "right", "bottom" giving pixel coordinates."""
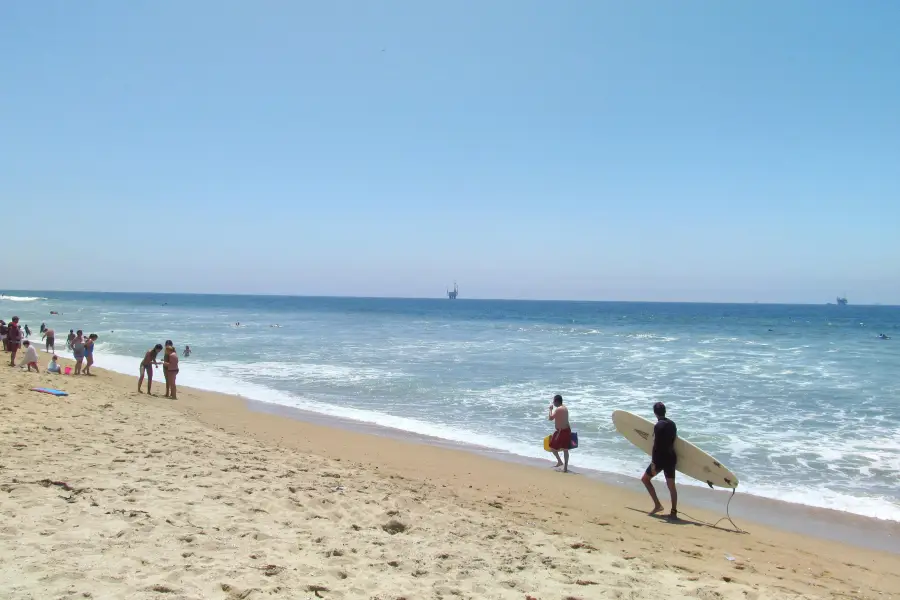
[
  {"left": 547, "top": 394, "right": 571, "bottom": 473},
  {"left": 641, "top": 402, "right": 679, "bottom": 519},
  {"left": 42, "top": 326, "right": 55, "bottom": 353}
]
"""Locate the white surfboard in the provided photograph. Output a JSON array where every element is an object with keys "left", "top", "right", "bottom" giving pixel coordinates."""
[{"left": 612, "top": 410, "right": 739, "bottom": 489}]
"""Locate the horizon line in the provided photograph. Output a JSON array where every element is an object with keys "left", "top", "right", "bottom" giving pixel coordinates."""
[{"left": 2, "top": 289, "right": 896, "bottom": 308}]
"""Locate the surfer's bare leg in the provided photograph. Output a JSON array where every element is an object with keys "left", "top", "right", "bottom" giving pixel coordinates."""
[
  {"left": 562, "top": 449, "right": 569, "bottom": 473},
  {"left": 642, "top": 465, "right": 664, "bottom": 513},
  {"left": 665, "top": 476, "right": 678, "bottom": 518},
  {"left": 551, "top": 450, "right": 563, "bottom": 468}
]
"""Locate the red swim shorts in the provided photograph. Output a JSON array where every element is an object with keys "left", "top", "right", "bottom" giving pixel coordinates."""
[{"left": 550, "top": 428, "right": 572, "bottom": 450}]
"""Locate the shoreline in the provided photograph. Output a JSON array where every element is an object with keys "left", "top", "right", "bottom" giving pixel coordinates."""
[
  {"left": 2, "top": 360, "right": 899, "bottom": 598},
  {"left": 29, "top": 346, "right": 900, "bottom": 536},
  {"left": 242, "top": 397, "right": 900, "bottom": 554}
]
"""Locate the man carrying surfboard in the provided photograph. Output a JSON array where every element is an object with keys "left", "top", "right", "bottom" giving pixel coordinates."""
[
  {"left": 641, "top": 402, "right": 678, "bottom": 519},
  {"left": 547, "top": 394, "right": 571, "bottom": 473}
]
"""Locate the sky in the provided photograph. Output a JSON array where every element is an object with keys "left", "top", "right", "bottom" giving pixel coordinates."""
[{"left": 2, "top": 2, "right": 899, "bottom": 303}]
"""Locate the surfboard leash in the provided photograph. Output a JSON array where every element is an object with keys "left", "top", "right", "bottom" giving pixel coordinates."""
[
  {"left": 711, "top": 488, "right": 745, "bottom": 534},
  {"left": 678, "top": 488, "right": 746, "bottom": 534}
]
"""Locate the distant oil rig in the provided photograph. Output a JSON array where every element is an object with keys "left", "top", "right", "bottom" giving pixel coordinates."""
[
  {"left": 447, "top": 282, "right": 458, "bottom": 300},
  {"left": 836, "top": 296, "right": 848, "bottom": 306}
]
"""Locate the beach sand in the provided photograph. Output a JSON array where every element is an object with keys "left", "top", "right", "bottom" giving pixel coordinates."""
[{"left": 0, "top": 358, "right": 897, "bottom": 599}]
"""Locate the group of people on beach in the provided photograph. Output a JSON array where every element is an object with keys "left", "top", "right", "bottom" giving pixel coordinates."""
[
  {"left": 548, "top": 395, "right": 679, "bottom": 519},
  {"left": 2, "top": 316, "right": 45, "bottom": 371},
  {"left": 138, "top": 340, "right": 181, "bottom": 399},
  {"left": 2, "top": 315, "right": 99, "bottom": 375},
  {"left": 5, "top": 311, "right": 188, "bottom": 400}
]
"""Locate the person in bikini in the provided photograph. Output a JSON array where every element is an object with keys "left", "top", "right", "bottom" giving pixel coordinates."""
[
  {"left": 138, "top": 344, "right": 164, "bottom": 394},
  {"left": 547, "top": 394, "right": 572, "bottom": 472},
  {"left": 166, "top": 348, "right": 180, "bottom": 399},
  {"left": 83, "top": 334, "right": 98, "bottom": 375},
  {"left": 162, "top": 340, "right": 176, "bottom": 398},
  {"left": 641, "top": 402, "right": 679, "bottom": 519}
]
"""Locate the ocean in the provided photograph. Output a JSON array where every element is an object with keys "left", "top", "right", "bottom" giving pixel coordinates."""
[{"left": 3, "top": 291, "right": 899, "bottom": 521}]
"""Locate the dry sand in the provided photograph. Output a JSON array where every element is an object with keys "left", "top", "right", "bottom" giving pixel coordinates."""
[{"left": 0, "top": 357, "right": 898, "bottom": 600}]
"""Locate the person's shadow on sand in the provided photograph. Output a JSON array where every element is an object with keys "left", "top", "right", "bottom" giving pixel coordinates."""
[{"left": 625, "top": 506, "right": 748, "bottom": 535}]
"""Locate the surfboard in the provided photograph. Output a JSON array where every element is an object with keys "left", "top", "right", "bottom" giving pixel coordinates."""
[
  {"left": 611, "top": 410, "right": 738, "bottom": 489},
  {"left": 543, "top": 432, "right": 578, "bottom": 452},
  {"left": 31, "top": 387, "right": 69, "bottom": 397}
]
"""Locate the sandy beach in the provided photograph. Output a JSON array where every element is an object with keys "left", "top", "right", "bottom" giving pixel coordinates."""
[{"left": 1, "top": 359, "right": 897, "bottom": 600}]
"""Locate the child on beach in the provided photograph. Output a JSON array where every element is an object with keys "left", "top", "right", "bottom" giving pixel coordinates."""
[
  {"left": 47, "top": 355, "right": 61, "bottom": 374},
  {"left": 21, "top": 340, "right": 39, "bottom": 372}
]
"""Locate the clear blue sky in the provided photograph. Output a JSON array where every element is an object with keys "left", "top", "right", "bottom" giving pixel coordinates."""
[{"left": 2, "top": 2, "right": 898, "bottom": 303}]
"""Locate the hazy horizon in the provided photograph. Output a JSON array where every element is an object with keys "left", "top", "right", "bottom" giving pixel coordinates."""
[{"left": 2, "top": 288, "right": 895, "bottom": 307}]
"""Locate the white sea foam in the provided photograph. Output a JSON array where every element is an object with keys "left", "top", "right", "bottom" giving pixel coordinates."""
[{"left": 0, "top": 295, "right": 48, "bottom": 302}]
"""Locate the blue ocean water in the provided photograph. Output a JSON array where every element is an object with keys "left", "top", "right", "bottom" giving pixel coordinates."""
[{"left": 3, "top": 291, "right": 899, "bottom": 520}]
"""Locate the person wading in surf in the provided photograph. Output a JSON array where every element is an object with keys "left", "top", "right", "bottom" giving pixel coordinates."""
[
  {"left": 641, "top": 401, "right": 678, "bottom": 519},
  {"left": 547, "top": 394, "right": 572, "bottom": 473}
]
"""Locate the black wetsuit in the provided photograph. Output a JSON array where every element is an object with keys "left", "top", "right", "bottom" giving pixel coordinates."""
[{"left": 648, "top": 417, "right": 677, "bottom": 479}]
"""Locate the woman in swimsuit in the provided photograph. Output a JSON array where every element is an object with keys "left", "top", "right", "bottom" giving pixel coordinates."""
[
  {"left": 166, "top": 349, "right": 180, "bottom": 399},
  {"left": 162, "top": 340, "right": 175, "bottom": 397},
  {"left": 72, "top": 330, "right": 85, "bottom": 375},
  {"left": 139, "top": 344, "right": 164, "bottom": 394},
  {"left": 83, "top": 334, "right": 98, "bottom": 375}
]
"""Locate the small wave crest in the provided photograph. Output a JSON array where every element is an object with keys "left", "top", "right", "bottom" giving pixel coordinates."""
[{"left": 0, "top": 295, "right": 48, "bottom": 302}]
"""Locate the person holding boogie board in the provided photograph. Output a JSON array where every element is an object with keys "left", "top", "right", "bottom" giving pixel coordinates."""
[
  {"left": 547, "top": 394, "right": 571, "bottom": 473},
  {"left": 641, "top": 402, "right": 678, "bottom": 519}
]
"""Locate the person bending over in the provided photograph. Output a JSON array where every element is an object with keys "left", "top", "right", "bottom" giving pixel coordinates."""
[
  {"left": 138, "top": 344, "right": 164, "bottom": 395},
  {"left": 21, "top": 340, "right": 40, "bottom": 372}
]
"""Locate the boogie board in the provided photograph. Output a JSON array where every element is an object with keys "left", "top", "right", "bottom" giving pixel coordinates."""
[
  {"left": 543, "top": 431, "right": 578, "bottom": 452},
  {"left": 30, "top": 387, "right": 69, "bottom": 397},
  {"left": 611, "top": 410, "right": 738, "bottom": 489}
]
